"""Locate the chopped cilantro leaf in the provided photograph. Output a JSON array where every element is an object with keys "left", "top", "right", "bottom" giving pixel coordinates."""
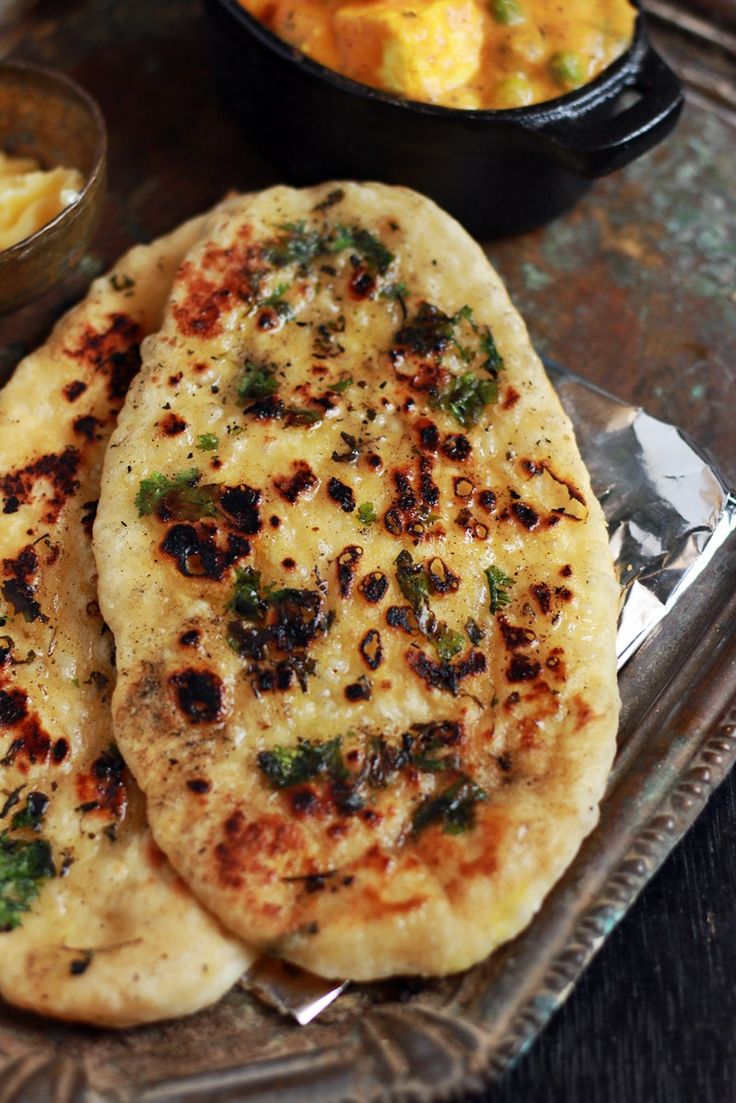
[
  {"left": 263, "top": 221, "right": 323, "bottom": 268},
  {"left": 395, "top": 550, "right": 432, "bottom": 633},
  {"left": 259, "top": 281, "right": 290, "bottom": 307},
  {"left": 452, "top": 304, "right": 475, "bottom": 325},
  {"left": 262, "top": 583, "right": 293, "bottom": 604},
  {"left": 432, "top": 373, "right": 498, "bottom": 429},
  {"left": 480, "top": 328, "right": 504, "bottom": 373},
  {"left": 258, "top": 283, "right": 294, "bottom": 321},
  {"left": 394, "top": 551, "right": 470, "bottom": 660},
  {"left": 285, "top": 405, "right": 322, "bottom": 426},
  {"left": 237, "top": 360, "right": 279, "bottom": 402},
  {"left": 452, "top": 305, "right": 503, "bottom": 372},
  {"left": 324, "top": 224, "right": 354, "bottom": 254},
  {"left": 229, "top": 566, "right": 268, "bottom": 621},
  {"left": 333, "top": 225, "right": 394, "bottom": 274},
  {"left": 465, "top": 618, "right": 486, "bottom": 645},
  {"left": 357, "top": 502, "right": 378, "bottom": 525},
  {"left": 262, "top": 220, "right": 394, "bottom": 275},
  {"left": 196, "top": 433, "right": 219, "bottom": 451},
  {"left": 257, "top": 737, "right": 346, "bottom": 789},
  {"left": 394, "top": 301, "right": 503, "bottom": 388},
  {"left": 484, "top": 564, "right": 514, "bottom": 613},
  {"left": 328, "top": 373, "right": 353, "bottom": 394},
  {"left": 10, "top": 792, "right": 48, "bottom": 832},
  {"left": 411, "top": 777, "right": 487, "bottom": 836},
  {"left": 395, "top": 302, "right": 456, "bottom": 358},
  {"left": 433, "top": 627, "right": 466, "bottom": 663},
  {"left": 0, "top": 831, "right": 54, "bottom": 931},
  {"left": 135, "top": 469, "right": 218, "bottom": 520},
  {"left": 380, "top": 281, "right": 409, "bottom": 301}
]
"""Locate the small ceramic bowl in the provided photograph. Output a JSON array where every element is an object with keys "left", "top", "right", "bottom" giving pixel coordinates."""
[
  {"left": 203, "top": 0, "right": 683, "bottom": 238},
  {"left": 0, "top": 60, "right": 107, "bottom": 315}
]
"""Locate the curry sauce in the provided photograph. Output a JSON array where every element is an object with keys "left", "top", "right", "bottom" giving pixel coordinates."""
[{"left": 242, "top": 0, "right": 636, "bottom": 109}]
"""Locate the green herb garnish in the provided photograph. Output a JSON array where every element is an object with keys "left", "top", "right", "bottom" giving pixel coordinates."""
[
  {"left": 380, "top": 280, "right": 408, "bottom": 300},
  {"left": 412, "top": 777, "right": 487, "bottom": 837},
  {"left": 229, "top": 570, "right": 309, "bottom": 621},
  {"left": 0, "top": 831, "right": 54, "bottom": 931},
  {"left": 329, "top": 373, "right": 353, "bottom": 394},
  {"left": 484, "top": 564, "right": 514, "bottom": 613},
  {"left": 433, "top": 373, "right": 498, "bottom": 429},
  {"left": 332, "top": 225, "right": 394, "bottom": 274},
  {"left": 395, "top": 550, "right": 432, "bottom": 633},
  {"left": 263, "top": 221, "right": 323, "bottom": 268},
  {"left": 357, "top": 502, "right": 378, "bottom": 525},
  {"left": 452, "top": 305, "right": 504, "bottom": 374},
  {"left": 10, "top": 792, "right": 48, "bottom": 832},
  {"left": 259, "top": 281, "right": 290, "bottom": 306},
  {"left": 285, "top": 406, "right": 322, "bottom": 426},
  {"left": 258, "top": 281, "right": 294, "bottom": 320},
  {"left": 256, "top": 728, "right": 485, "bottom": 836},
  {"left": 229, "top": 566, "right": 268, "bottom": 621},
  {"left": 196, "top": 433, "right": 219, "bottom": 451},
  {"left": 434, "top": 627, "right": 466, "bottom": 663},
  {"left": 257, "top": 737, "right": 346, "bottom": 789},
  {"left": 465, "top": 618, "right": 486, "bottom": 645},
  {"left": 479, "top": 328, "right": 504, "bottom": 373},
  {"left": 394, "top": 551, "right": 470, "bottom": 661},
  {"left": 135, "top": 469, "right": 218, "bottom": 520},
  {"left": 263, "top": 220, "right": 394, "bottom": 275},
  {"left": 237, "top": 360, "right": 279, "bottom": 402},
  {"left": 395, "top": 303, "right": 503, "bottom": 427}
]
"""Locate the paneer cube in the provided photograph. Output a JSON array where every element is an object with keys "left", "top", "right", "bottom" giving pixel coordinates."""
[{"left": 333, "top": 1, "right": 484, "bottom": 103}]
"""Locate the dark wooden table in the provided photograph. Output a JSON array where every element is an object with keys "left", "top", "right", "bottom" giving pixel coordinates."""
[{"left": 1, "top": 2, "right": 735, "bottom": 1100}]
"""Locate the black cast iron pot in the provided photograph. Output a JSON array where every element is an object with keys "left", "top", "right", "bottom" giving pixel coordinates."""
[{"left": 202, "top": 0, "right": 683, "bottom": 239}]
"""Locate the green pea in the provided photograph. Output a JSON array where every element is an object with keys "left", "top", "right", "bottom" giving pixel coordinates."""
[
  {"left": 490, "top": 0, "right": 525, "bottom": 26},
  {"left": 549, "top": 51, "right": 586, "bottom": 90},
  {"left": 494, "top": 73, "right": 534, "bottom": 108}
]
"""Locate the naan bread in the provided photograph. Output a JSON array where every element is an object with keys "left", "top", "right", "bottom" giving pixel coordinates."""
[
  {"left": 95, "top": 183, "right": 619, "bottom": 981},
  {"left": 0, "top": 211, "right": 254, "bottom": 1027}
]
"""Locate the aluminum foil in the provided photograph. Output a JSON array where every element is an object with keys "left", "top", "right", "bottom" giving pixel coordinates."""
[
  {"left": 245, "top": 363, "right": 736, "bottom": 1025},
  {"left": 548, "top": 363, "right": 736, "bottom": 669}
]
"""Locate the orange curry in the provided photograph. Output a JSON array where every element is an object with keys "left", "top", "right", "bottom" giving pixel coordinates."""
[{"left": 241, "top": 0, "right": 637, "bottom": 110}]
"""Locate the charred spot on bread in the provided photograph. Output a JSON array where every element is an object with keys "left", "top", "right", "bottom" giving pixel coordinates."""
[
  {"left": 170, "top": 668, "right": 224, "bottom": 723},
  {"left": 336, "top": 545, "right": 363, "bottom": 598},
  {"left": 66, "top": 313, "right": 143, "bottom": 402}
]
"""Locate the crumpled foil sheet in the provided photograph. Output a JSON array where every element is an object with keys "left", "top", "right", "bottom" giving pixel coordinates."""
[
  {"left": 247, "top": 363, "right": 736, "bottom": 1025},
  {"left": 548, "top": 363, "right": 736, "bottom": 670}
]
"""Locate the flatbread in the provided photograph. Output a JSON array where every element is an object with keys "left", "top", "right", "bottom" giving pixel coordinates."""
[
  {"left": 95, "top": 183, "right": 619, "bottom": 981},
  {"left": 0, "top": 211, "right": 254, "bottom": 1027}
]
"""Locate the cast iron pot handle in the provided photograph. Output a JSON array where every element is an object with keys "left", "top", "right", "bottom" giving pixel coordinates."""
[{"left": 538, "top": 46, "right": 684, "bottom": 178}]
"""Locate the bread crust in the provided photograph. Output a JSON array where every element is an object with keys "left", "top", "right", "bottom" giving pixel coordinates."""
[
  {"left": 95, "top": 183, "right": 620, "bottom": 981},
  {"left": 0, "top": 210, "right": 254, "bottom": 1027}
]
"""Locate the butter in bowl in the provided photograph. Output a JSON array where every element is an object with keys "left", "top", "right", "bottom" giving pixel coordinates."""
[{"left": 0, "top": 61, "right": 107, "bottom": 315}]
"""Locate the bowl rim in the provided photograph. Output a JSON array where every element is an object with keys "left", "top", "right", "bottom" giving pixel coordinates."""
[
  {"left": 207, "top": 0, "right": 646, "bottom": 125},
  {"left": 0, "top": 59, "right": 107, "bottom": 260}
]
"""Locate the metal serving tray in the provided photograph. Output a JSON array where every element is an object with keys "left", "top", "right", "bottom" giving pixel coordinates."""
[{"left": 1, "top": 366, "right": 734, "bottom": 1103}]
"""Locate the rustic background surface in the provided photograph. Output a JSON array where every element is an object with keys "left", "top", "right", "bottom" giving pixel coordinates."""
[{"left": 0, "top": 2, "right": 734, "bottom": 1100}]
